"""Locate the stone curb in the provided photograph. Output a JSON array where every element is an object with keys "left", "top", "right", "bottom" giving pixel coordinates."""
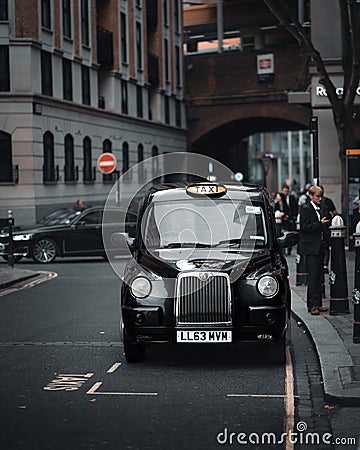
[
  {"left": 291, "top": 289, "right": 360, "bottom": 406},
  {"left": 0, "top": 268, "right": 39, "bottom": 289}
]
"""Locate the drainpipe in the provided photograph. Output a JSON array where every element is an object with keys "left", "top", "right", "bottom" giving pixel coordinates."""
[{"left": 217, "top": 0, "right": 223, "bottom": 53}]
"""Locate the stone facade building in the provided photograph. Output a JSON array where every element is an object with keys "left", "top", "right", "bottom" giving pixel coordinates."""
[{"left": 0, "top": 0, "right": 186, "bottom": 223}]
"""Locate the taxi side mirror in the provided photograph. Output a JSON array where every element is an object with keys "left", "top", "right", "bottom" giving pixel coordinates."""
[{"left": 277, "top": 231, "right": 299, "bottom": 248}]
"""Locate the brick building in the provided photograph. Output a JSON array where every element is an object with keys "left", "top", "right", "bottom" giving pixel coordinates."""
[{"left": 0, "top": 0, "right": 186, "bottom": 223}]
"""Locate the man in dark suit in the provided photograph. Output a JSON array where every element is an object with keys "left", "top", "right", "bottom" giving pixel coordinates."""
[{"left": 299, "top": 185, "right": 330, "bottom": 315}]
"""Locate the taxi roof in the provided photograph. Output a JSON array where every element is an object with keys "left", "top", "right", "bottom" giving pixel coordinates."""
[{"left": 148, "top": 182, "right": 268, "bottom": 203}]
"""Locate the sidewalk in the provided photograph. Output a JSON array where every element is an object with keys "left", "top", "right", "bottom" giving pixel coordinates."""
[
  {"left": 1, "top": 253, "right": 360, "bottom": 405},
  {"left": 288, "top": 250, "right": 360, "bottom": 405},
  {"left": 0, "top": 265, "right": 38, "bottom": 289}
]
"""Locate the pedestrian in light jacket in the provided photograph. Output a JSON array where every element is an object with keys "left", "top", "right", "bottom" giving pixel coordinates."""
[{"left": 299, "top": 185, "right": 330, "bottom": 315}]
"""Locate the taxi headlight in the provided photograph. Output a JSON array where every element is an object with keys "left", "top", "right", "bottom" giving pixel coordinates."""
[
  {"left": 257, "top": 276, "right": 279, "bottom": 298},
  {"left": 130, "top": 276, "right": 152, "bottom": 298},
  {"left": 13, "top": 234, "right": 32, "bottom": 241}
]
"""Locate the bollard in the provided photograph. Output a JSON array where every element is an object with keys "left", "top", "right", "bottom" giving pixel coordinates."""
[
  {"left": 353, "top": 221, "right": 360, "bottom": 343},
  {"left": 7, "top": 210, "right": 15, "bottom": 268},
  {"left": 295, "top": 213, "right": 308, "bottom": 286},
  {"left": 329, "top": 215, "right": 349, "bottom": 315}
]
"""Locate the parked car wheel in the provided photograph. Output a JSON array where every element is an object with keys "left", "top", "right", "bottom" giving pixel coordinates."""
[
  {"left": 123, "top": 330, "right": 146, "bottom": 363},
  {"left": 32, "top": 238, "right": 57, "bottom": 263}
]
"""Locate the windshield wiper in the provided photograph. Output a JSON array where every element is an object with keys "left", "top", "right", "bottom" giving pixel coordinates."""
[
  {"left": 162, "top": 242, "right": 212, "bottom": 249},
  {"left": 213, "top": 238, "right": 241, "bottom": 247}
]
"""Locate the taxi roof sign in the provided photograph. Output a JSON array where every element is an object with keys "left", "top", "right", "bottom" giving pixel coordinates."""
[{"left": 186, "top": 184, "right": 227, "bottom": 196}]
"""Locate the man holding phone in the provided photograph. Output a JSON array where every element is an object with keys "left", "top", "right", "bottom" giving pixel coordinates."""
[{"left": 299, "top": 185, "right": 330, "bottom": 315}]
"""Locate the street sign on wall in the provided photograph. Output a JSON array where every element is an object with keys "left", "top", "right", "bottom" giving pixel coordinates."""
[{"left": 97, "top": 153, "right": 117, "bottom": 174}]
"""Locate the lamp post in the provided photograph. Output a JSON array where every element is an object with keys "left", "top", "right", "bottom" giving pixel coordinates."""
[{"left": 309, "top": 116, "right": 319, "bottom": 185}]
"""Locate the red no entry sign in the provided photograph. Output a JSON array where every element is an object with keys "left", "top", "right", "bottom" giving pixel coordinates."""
[{"left": 97, "top": 152, "right": 117, "bottom": 174}]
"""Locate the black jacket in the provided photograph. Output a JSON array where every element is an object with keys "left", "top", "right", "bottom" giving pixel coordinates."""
[{"left": 299, "top": 203, "right": 325, "bottom": 255}]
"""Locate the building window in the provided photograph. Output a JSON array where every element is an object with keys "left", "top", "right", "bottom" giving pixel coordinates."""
[
  {"left": 41, "top": 50, "right": 53, "bottom": 96},
  {"left": 136, "top": 85, "right": 143, "bottom": 118},
  {"left": 174, "top": 0, "right": 180, "bottom": 33},
  {"left": 175, "top": 45, "right": 181, "bottom": 87},
  {"left": 0, "top": 0, "right": 8, "bottom": 20},
  {"left": 136, "top": 21, "right": 142, "bottom": 70},
  {"left": 120, "top": 12, "right": 127, "bottom": 63},
  {"left": 81, "top": 0, "right": 89, "bottom": 46},
  {"left": 43, "top": 131, "right": 56, "bottom": 183},
  {"left": 152, "top": 145, "right": 159, "bottom": 179},
  {"left": 64, "top": 134, "right": 75, "bottom": 183},
  {"left": 41, "top": 0, "right": 51, "bottom": 29},
  {"left": 62, "top": 58, "right": 73, "bottom": 101},
  {"left": 163, "top": 0, "right": 168, "bottom": 26},
  {"left": 137, "top": 143, "right": 144, "bottom": 181},
  {"left": 81, "top": 65, "right": 91, "bottom": 105},
  {"left": 0, "top": 131, "right": 12, "bottom": 183},
  {"left": 0, "top": 46, "right": 10, "bottom": 92},
  {"left": 164, "top": 39, "right": 169, "bottom": 82},
  {"left": 62, "top": 0, "right": 72, "bottom": 38},
  {"left": 298, "top": 0, "right": 311, "bottom": 24},
  {"left": 83, "top": 137, "right": 93, "bottom": 183},
  {"left": 121, "top": 80, "right": 128, "bottom": 114},
  {"left": 164, "top": 96, "right": 170, "bottom": 124},
  {"left": 175, "top": 99, "right": 181, "bottom": 127},
  {"left": 122, "top": 141, "right": 129, "bottom": 175}
]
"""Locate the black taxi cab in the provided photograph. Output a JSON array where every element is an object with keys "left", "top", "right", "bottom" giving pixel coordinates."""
[{"left": 120, "top": 182, "right": 298, "bottom": 364}]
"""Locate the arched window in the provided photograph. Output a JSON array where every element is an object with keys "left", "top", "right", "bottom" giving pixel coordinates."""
[
  {"left": 83, "top": 136, "right": 93, "bottom": 183},
  {"left": 137, "top": 143, "right": 144, "bottom": 181},
  {"left": 43, "top": 131, "right": 56, "bottom": 183},
  {"left": 0, "top": 131, "right": 13, "bottom": 183},
  {"left": 152, "top": 145, "right": 159, "bottom": 179},
  {"left": 64, "top": 134, "right": 76, "bottom": 182},
  {"left": 122, "top": 141, "right": 129, "bottom": 174},
  {"left": 122, "top": 141, "right": 131, "bottom": 182}
]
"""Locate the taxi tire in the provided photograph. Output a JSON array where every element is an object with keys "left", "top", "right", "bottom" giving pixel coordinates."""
[
  {"left": 268, "top": 334, "right": 286, "bottom": 365},
  {"left": 123, "top": 330, "right": 146, "bottom": 363}
]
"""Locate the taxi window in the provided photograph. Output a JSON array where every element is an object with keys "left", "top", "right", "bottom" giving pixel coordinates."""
[{"left": 142, "top": 199, "right": 267, "bottom": 249}]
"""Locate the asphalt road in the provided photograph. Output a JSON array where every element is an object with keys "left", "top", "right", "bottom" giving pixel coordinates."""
[{"left": 0, "top": 257, "right": 353, "bottom": 450}]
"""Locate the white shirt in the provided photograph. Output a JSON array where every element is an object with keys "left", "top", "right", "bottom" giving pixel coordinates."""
[{"left": 310, "top": 201, "right": 321, "bottom": 221}]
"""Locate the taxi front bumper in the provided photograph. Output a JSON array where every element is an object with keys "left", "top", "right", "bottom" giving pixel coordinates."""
[{"left": 122, "top": 304, "right": 287, "bottom": 344}]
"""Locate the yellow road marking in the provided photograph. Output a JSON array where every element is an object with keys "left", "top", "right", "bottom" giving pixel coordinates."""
[
  {"left": 86, "top": 381, "right": 158, "bottom": 396},
  {"left": 107, "top": 362, "right": 122, "bottom": 373},
  {"left": 285, "top": 346, "right": 295, "bottom": 450}
]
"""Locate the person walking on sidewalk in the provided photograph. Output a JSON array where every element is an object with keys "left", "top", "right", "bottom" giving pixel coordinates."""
[{"left": 299, "top": 185, "right": 330, "bottom": 315}]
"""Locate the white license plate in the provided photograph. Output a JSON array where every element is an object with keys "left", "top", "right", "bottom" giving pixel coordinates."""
[{"left": 176, "top": 330, "right": 232, "bottom": 343}]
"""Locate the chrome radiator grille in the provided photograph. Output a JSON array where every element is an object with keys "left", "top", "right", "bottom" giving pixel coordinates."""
[{"left": 175, "top": 272, "right": 232, "bottom": 326}]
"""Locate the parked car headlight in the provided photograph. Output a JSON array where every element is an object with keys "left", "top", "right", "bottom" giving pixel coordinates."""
[
  {"left": 130, "top": 276, "right": 152, "bottom": 298},
  {"left": 13, "top": 234, "right": 32, "bottom": 241},
  {"left": 257, "top": 276, "right": 279, "bottom": 298}
]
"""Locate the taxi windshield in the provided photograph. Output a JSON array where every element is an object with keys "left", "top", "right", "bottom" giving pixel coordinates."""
[{"left": 142, "top": 199, "right": 268, "bottom": 249}]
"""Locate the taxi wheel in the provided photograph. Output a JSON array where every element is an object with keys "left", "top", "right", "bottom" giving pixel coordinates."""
[
  {"left": 123, "top": 330, "right": 146, "bottom": 363},
  {"left": 268, "top": 335, "right": 286, "bottom": 365},
  {"left": 32, "top": 238, "right": 57, "bottom": 264}
]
